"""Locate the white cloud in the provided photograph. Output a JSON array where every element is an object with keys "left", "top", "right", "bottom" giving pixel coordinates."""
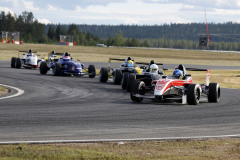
[
  {"left": 37, "top": 18, "right": 51, "bottom": 24},
  {"left": 22, "top": 0, "right": 39, "bottom": 10},
  {"left": 47, "top": 4, "right": 57, "bottom": 11},
  {"left": 0, "top": 7, "right": 15, "bottom": 17},
  {"left": 1, "top": 0, "right": 240, "bottom": 25}
]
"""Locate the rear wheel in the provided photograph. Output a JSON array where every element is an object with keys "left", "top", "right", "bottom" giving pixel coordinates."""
[
  {"left": 15, "top": 58, "right": 21, "bottom": 68},
  {"left": 88, "top": 65, "right": 96, "bottom": 78},
  {"left": 130, "top": 80, "right": 145, "bottom": 103},
  {"left": 187, "top": 84, "right": 201, "bottom": 105},
  {"left": 113, "top": 69, "right": 122, "bottom": 84},
  {"left": 40, "top": 61, "right": 48, "bottom": 74},
  {"left": 127, "top": 73, "right": 136, "bottom": 92},
  {"left": 99, "top": 67, "right": 108, "bottom": 82},
  {"left": 11, "top": 57, "right": 16, "bottom": 68},
  {"left": 208, "top": 83, "right": 220, "bottom": 102},
  {"left": 52, "top": 62, "right": 61, "bottom": 76},
  {"left": 121, "top": 72, "right": 129, "bottom": 89}
]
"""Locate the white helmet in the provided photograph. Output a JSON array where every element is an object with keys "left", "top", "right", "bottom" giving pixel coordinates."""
[{"left": 150, "top": 64, "right": 158, "bottom": 73}]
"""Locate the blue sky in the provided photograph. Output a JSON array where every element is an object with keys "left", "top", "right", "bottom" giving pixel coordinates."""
[{"left": 1, "top": 0, "right": 240, "bottom": 25}]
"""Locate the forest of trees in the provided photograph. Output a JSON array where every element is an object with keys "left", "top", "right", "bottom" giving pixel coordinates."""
[{"left": 1, "top": 11, "right": 240, "bottom": 51}]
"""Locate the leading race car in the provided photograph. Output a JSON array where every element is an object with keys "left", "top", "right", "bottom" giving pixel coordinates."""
[
  {"left": 11, "top": 49, "right": 42, "bottom": 69},
  {"left": 40, "top": 52, "right": 96, "bottom": 78},
  {"left": 130, "top": 64, "right": 220, "bottom": 105}
]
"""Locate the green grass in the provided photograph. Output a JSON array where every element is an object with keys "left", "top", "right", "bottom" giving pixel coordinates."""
[
  {"left": 0, "top": 86, "right": 7, "bottom": 96},
  {"left": 1, "top": 43, "right": 240, "bottom": 66},
  {"left": 1, "top": 138, "right": 240, "bottom": 160}
]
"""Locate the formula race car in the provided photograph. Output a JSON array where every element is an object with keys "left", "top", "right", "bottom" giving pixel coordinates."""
[
  {"left": 11, "top": 49, "right": 42, "bottom": 69},
  {"left": 41, "top": 51, "right": 62, "bottom": 62},
  {"left": 124, "top": 60, "right": 164, "bottom": 92},
  {"left": 99, "top": 57, "right": 150, "bottom": 85},
  {"left": 40, "top": 52, "right": 96, "bottom": 78},
  {"left": 130, "top": 64, "right": 220, "bottom": 105}
]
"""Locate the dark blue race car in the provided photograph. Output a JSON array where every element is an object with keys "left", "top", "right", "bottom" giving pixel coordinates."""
[{"left": 40, "top": 52, "right": 96, "bottom": 78}]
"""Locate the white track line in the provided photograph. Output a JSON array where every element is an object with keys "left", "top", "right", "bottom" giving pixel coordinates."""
[
  {"left": 1, "top": 134, "right": 240, "bottom": 144},
  {"left": 0, "top": 84, "right": 24, "bottom": 100}
]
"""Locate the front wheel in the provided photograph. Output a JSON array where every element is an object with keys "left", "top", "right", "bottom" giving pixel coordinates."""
[
  {"left": 121, "top": 72, "right": 129, "bottom": 89},
  {"left": 99, "top": 67, "right": 108, "bottom": 82},
  {"left": 40, "top": 61, "right": 49, "bottom": 74},
  {"left": 208, "top": 83, "right": 220, "bottom": 102},
  {"left": 15, "top": 58, "right": 21, "bottom": 68},
  {"left": 113, "top": 69, "right": 122, "bottom": 84},
  {"left": 130, "top": 80, "right": 145, "bottom": 103},
  {"left": 127, "top": 73, "right": 136, "bottom": 92},
  {"left": 187, "top": 84, "right": 201, "bottom": 105},
  {"left": 52, "top": 62, "right": 61, "bottom": 76},
  {"left": 88, "top": 65, "right": 96, "bottom": 78},
  {"left": 11, "top": 57, "right": 16, "bottom": 68}
]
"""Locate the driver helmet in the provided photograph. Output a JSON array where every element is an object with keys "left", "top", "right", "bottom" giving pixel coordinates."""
[
  {"left": 127, "top": 60, "right": 134, "bottom": 67},
  {"left": 150, "top": 64, "right": 158, "bottom": 73},
  {"left": 63, "top": 52, "right": 70, "bottom": 61},
  {"left": 149, "top": 60, "right": 155, "bottom": 65},
  {"left": 127, "top": 57, "right": 132, "bottom": 61},
  {"left": 173, "top": 69, "right": 183, "bottom": 79},
  {"left": 28, "top": 49, "right": 32, "bottom": 55}
]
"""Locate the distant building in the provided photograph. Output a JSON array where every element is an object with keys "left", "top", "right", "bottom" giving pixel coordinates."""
[
  {"left": 57, "top": 35, "right": 75, "bottom": 46},
  {"left": 1, "top": 31, "right": 21, "bottom": 44}
]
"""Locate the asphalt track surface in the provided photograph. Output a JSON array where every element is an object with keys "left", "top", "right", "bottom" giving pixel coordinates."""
[{"left": 0, "top": 60, "right": 240, "bottom": 143}]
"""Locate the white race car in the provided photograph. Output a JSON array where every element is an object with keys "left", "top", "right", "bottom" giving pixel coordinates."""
[{"left": 11, "top": 50, "right": 42, "bottom": 69}]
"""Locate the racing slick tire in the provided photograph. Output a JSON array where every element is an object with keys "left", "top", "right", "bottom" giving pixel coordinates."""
[
  {"left": 187, "top": 84, "right": 201, "bottom": 105},
  {"left": 15, "top": 58, "right": 21, "bottom": 68},
  {"left": 88, "top": 65, "right": 96, "bottom": 78},
  {"left": 11, "top": 57, "right": 16, "bottom": 68},
  {"left": 127, "top": 73, "right": 136, "bottom": 92},
  {"left": 130, "top": 80, "right": 145, "bottom": 103},
  {"left": 40, "top": 61, "right": 48, "bottom": 74},
  {"left": 208, "top": 83, "right": 220, "bottom": 103},
  {"left": 52, "top": 62, "right": 61, "bottom": 76},
  {"left": 113, "top": 69, "right": 122, "bottom": 84},
  {"left": 99, "top": 67, "right": 108, "bottom": 82},
  {"left": 121, "top": 72, "right": 129, "bottom": 89}
]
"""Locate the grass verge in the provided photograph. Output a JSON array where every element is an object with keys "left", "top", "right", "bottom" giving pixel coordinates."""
[
  {"left": 0, "top": 138, "right": 240, "bottom": 160},
  {"left": 1, "top": 43, "right": 240, "bottom": 66},
  {"left": 0, "top": 86, "right": 8, "bottom": 96}
]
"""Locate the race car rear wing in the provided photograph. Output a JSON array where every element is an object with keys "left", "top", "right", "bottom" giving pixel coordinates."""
[
  {"left": 186, "top": 68, "right": 208, "bottom": 71},
  {"left": 108, "top": 58, "right": 128, "bottom": 63},
  {"left": 54, "top": 53, "right": 65, "bottom": 55},
  {"left": 135, "top": 62, "right": 163, "bottom": 66},
  {"left": 48, "top": 52, "right": 65, "bottom": 56},
  {"left": 186, "top": 68, "right": 210, "bottom": 86},
  {"left": 19, "top": 50, "right": 37, "bottom": 53},
  {"left": 18, "top": 50, "right": 38, "bottom": 57}
]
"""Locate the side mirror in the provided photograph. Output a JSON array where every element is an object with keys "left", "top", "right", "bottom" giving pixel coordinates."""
[
  {"left": 77, "top": 59, "right": 81, "bottom": 61},
  {"left": 23, "top": 54, "right": 25, "bottom": 55}
]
